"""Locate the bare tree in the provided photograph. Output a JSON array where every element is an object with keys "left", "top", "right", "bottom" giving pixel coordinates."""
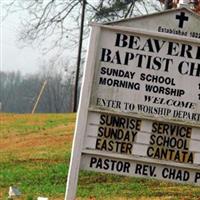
[
  {"left": 37, "top": 58, "right": 73, "bottom": 113},
  {"left": 2, "top": 0, "right": 163, "bottom": 52},
  {"left": 0, "top": 71, "right": 40, "bottom": 113}
]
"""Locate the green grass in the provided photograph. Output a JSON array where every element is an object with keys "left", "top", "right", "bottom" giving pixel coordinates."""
[
  {"left": 0, "top": 113, "right": 200, "bottom": 200},
  {"left": 0, "top": 161, "right": 68, "bottom": 199},
  {"left": 0, "top": 113, "right": 75, "bottom": 136}
]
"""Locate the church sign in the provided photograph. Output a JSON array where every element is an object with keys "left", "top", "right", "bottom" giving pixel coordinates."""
[
  {"left": 90, "top": 27, "right": 200, "bottom": 124},
  {"left": 65, "top": 8, "right": 200, "bottom": 200}
]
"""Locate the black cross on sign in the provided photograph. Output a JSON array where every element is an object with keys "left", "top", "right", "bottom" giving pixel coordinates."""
[{"left": 176, "top": 12, "right": 189, "bottom": 28}]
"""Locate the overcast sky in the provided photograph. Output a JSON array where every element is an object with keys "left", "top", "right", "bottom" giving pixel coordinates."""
[
  {"left": 0, "top": 1, "right": 82, "bottom": 75},
  {"left": 1, "top": 7, "right": 44, "bottom": 75}
]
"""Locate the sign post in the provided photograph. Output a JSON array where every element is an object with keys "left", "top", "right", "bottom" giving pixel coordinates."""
[{"left": 65, "top": 8, "right": 200, "bottom": 200}]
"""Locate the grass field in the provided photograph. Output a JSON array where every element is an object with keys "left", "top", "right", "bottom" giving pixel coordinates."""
[{"left": 0, "top": 113, "right": 200, "bottom": 200}]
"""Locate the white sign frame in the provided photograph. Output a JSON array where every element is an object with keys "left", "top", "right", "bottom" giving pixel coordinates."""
[
  {"left": 65, "top": 23, "right": 200, "bottom": 200},
  {"left": 65, "top": 25, "right": 101, "bottom": 200}
]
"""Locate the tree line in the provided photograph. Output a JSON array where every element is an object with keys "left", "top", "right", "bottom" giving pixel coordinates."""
[{"left": 0, "top": 65, "right": 76, "bottom": 113}]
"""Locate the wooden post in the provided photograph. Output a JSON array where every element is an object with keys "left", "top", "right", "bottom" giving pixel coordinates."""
[{"left": 31, "top": 80, "right": 47, "bottom": 114}]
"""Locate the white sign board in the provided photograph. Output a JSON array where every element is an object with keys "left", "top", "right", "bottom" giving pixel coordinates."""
[
  {"left": 109, "top": 7, "right": 200, "bottom": 39},
  {"left": 90, "top": 27, "right": 200, "bottom": 125},
  {"left": 65, "top": 9, "right": 200, "bottom": 200}
]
